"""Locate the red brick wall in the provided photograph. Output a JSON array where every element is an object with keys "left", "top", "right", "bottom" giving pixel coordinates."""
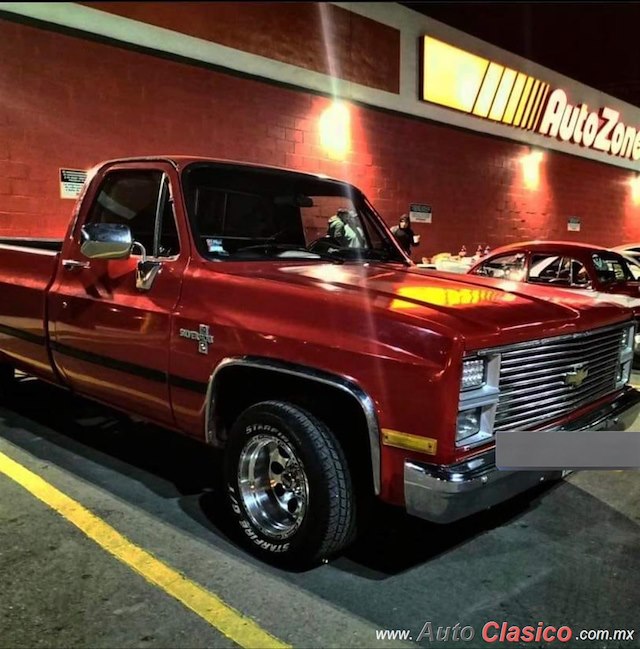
[
  {"left": 81, "top": 2, "right": 401, "bottom": 94},
  {"left": 0, "top": 18, "right": 638, "bottom": 257}
]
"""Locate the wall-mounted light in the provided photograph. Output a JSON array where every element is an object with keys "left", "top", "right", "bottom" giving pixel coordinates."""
[
  {"left": 630, "top": 174, "right": 640, "bottom": 205},
  {"left": 520, "top": 148, "right": 544, "bottom": 189},
  {"left": 319, "top": 101, "right": 351, "bottom": 160}
]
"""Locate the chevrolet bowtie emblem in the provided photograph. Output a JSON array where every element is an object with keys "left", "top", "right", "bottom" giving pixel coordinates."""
[
  {"left": 179, "top": 324, "right": 214, "bottom": 355},
  {"left": 563, "top": 363, "right": 588, "bottom": 388}
]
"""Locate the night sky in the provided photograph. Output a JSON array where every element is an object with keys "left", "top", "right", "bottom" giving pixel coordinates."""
[{"left": 403, "top": 2, "right": 640, "bottom": 108}]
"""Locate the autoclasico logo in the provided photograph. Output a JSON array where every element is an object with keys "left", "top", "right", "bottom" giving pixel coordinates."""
[
  {"left": 415, "top": 621, "right": 572, "bottom": 643},
  {"left": 538, "top": 89, "right": 640, "bottom": 161},
  {"left": 482, "top": 622, "right": 572, "bottom": 643}
]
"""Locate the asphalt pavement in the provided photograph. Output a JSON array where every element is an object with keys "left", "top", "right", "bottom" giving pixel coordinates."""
[{"left": 0, "top": 375, "right": 638, "bottom": 648}]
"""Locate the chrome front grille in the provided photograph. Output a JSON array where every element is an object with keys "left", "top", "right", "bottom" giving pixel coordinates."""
[{"left": 494, "top": 324, "right": 627, "bottom": 431}]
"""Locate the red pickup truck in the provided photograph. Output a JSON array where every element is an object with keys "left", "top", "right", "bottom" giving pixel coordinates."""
[{"left": 1, "top": 156, "right": 639, "bottom": 567}]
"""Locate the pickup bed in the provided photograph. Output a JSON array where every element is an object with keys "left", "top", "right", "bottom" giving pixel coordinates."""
[{"left": 1, "top": 156, "right": 639, "bottom": 567}]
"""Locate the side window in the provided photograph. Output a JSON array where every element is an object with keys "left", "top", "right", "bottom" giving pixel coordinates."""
[
  {"left": 472, "top": 253, "right": 526, "bottom": 280},
  {"left": 529, "top": 254, "right": 589, "bottom": 287},
  {"left": 592, "top": 253, "right": 634, "bottom": 283},
  {"left": 568, "top": 258, "right": 590, "bottom": 286},
  {"left": 627, "top": 261, "right": 640, "bottom": 280},
  {"left": 86, "top": 170, "right": 179, "bottom": 258},
  {"left": 529, "top": 254, "right": 563, "bottom": 284}
]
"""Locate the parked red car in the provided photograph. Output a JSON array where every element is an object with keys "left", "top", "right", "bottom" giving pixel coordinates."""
[{"left": 469, "top": 241, "right": 640, "bottom": 362}]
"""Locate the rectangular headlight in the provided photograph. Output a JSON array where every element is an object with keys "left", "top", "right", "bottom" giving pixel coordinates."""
[
  {"left": 456, "top": 408, "right": 481, "bottom": 443},
  {"left": 616, "top": 324, "right": 635, "bottom": 388},
  {"left": 461, "top": 358, "right": 485, "bottom": 391},
  {"left": 622, "top": 327, "right": 632, "bottom": 350},
  {"left": 620, "top": 323, "right": 635, "bottom": 352}
]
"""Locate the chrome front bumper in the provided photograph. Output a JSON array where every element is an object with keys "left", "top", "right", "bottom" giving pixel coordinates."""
[{"left": 405, "top": 387, "right": 640, "bottom": 524}]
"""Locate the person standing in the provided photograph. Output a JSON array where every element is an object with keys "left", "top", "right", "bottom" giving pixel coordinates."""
[{"left": 391, "top": 214, "right": 420, "bottom": 258}]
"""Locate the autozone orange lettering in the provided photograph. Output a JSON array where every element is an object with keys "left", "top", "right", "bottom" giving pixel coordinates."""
[{"left": 537, "top": 88, "right": 639, "bottom": 161}]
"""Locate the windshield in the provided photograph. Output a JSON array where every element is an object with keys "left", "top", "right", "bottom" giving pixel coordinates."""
[
  {"left": 182, "top": 163, "right": 405, "bottom": 263},
  {"left": 592, "top": 252, "right": 635, "bottom": 283}
]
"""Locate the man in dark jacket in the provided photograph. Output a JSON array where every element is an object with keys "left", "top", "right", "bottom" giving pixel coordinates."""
[{"left": 391, "top": 214, "right": 420, "bottom": 258}]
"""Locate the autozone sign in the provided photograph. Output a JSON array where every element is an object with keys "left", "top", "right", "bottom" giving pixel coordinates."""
[
  {"left": 539, "top": 89, "right": 640, "bottom": 161},
  {"left": 421, "top": 36, "right": 640, "bottom": 162}
]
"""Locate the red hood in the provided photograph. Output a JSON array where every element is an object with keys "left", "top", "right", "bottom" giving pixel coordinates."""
[{"left": 217, "top": 261, "right": 634, "bottom": 351}]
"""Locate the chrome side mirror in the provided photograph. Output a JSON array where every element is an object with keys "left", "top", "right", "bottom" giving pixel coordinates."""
[
  {"left": 131, "top": 241, "right": 162, "bottom": 292},
  {"left": 80, "top": 223, "right": 132, "bottom": 260}
]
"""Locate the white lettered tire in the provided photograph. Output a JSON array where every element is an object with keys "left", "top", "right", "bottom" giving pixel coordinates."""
[{"left": 224, "top": 400, "right": 356, "bottom": 568}]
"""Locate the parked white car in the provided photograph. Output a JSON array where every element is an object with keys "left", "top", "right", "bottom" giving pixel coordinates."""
[{"left": 611, "top": 244, "right": 640, "bottom": 279}]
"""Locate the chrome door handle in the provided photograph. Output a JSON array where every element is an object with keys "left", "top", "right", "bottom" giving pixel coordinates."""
[{"left": 62, "top": 259, "right": 90, "bottom": 270}]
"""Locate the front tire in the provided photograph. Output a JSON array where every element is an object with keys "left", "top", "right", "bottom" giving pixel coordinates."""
[{"left": 224, "top": 400, "right": 356, "bottom": 568}]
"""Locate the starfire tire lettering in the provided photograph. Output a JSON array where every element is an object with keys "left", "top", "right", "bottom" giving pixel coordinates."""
[{"left": 227, "top": 485, "right": 291, "bottom": 553}]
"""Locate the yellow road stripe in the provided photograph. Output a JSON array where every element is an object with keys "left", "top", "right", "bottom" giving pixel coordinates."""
[{"left": 0, "top": 451, "right": 288, "bottom": 649}]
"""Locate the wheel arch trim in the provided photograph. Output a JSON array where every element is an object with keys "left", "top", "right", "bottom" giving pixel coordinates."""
[{"left": 205, "top": 356, "right": 381, "bottom": 494}]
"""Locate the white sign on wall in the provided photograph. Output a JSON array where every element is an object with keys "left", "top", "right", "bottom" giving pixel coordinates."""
[
  {"left": 567, "top": 216, "right": 581, "bottom": 232},
  {"left": 59, "top": 168, "right": 87, "bottom": 199},
  {"left": 409, "top": 203, "right": 432, "bottom": 223}
]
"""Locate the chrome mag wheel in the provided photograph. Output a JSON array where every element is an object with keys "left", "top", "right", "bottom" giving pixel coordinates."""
[{"left": 238, "top": 434, "right": 310, "bottom": 539}]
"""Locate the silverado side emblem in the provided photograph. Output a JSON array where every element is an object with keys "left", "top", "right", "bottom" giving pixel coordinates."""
[
  {"left": 180, "top": 325, "right": 214, "bottom": 355},
  {"left": 563, "top": 363, "right": 588, "bottom": 388}
]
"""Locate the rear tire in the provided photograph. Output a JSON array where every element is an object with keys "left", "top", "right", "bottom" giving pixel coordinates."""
[{"left": 224, "top": 400, "right": 356, "bottom": 568}]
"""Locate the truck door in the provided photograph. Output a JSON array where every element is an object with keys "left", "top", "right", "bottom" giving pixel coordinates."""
[{"left": 49, "top": 162, "right": 188, "bottom": 427}]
